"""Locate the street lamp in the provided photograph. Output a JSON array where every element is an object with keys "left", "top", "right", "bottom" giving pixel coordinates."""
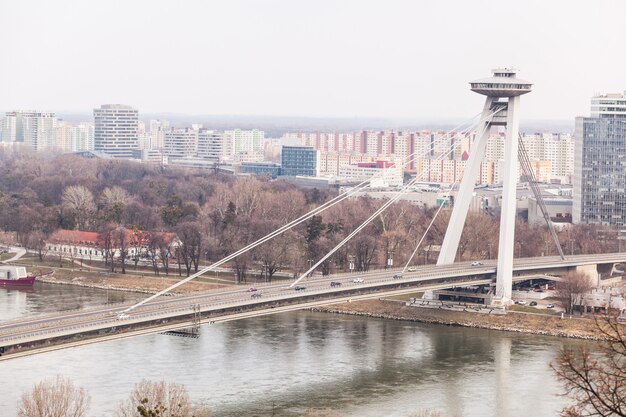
[
  {"left": 517, "top": 242, "right": 522, "bottom": 258},
  {"left": 488, "top": 243, "right": 492, "bottom": 260}
]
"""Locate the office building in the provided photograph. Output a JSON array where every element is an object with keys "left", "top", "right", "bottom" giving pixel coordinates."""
[
  {"left": 197, "top": 130, "right": 227, "bottom": 161},
  {"left": 164, "top": 128, "right": 199, "bottom": 159},
  {"left": 93, "top": 104, "right": 139, "bottom": 158},
  {"left": 281, "top": 145, "right": 319, "bottom": 177},
  {"left": 573, "top": 92, "right": 626, "bottom": 226}
]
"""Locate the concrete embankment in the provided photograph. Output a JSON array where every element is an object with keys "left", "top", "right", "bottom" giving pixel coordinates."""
[{"left": 313, "top": 299, "right": 613, "bottom": 341}]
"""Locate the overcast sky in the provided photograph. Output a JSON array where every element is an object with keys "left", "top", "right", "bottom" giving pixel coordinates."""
[{"left": 1, "top": 0, "right": 624, "bottom": 121}]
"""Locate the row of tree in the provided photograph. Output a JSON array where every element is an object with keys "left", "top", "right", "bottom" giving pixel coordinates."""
[
  {"left": 18, "top": 376, "right": 443, "bottom": 417},
  {"left": 1, "top": 148, "right": 622, "bottom": 282}
]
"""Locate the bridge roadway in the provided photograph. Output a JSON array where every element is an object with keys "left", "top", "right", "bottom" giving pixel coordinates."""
[{"left": 0, "top": 252, "right": 623, "bottom": 360}]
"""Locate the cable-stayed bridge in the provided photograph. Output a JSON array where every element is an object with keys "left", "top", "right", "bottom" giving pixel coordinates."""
[
  {"left": 2, "top": 68, "right": 614, "bottom": 361},
  {"left": 1, "top": 253, "right": 624, "bottom": 360}
]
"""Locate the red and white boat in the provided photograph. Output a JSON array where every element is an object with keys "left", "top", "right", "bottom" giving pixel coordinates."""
[{"left": 0, "top": 266, "right": 36, "bottom": 287}]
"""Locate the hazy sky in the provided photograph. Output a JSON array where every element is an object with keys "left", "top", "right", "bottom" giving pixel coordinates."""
[{"left": 1, "top": 0, "right": 624, "bottom": 121}]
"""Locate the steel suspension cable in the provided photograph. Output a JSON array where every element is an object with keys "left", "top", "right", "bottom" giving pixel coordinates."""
[
  {"left": 122, "top": 113, "right": 487, "bottom": 313},
  {"left": 291, "top": 106, "right": 505, "bottom": 285},
  {"left": 517, "top": 133, "right": 565, "bottom": 260}
]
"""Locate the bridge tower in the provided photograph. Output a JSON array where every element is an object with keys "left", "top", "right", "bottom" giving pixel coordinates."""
[{"left": 437, "top": 68, "right": 532, "bottom": 304}]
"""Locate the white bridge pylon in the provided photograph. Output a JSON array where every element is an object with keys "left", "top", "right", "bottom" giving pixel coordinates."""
[{"left": 436, "top": 68, "right": 532, "bottom": 305}]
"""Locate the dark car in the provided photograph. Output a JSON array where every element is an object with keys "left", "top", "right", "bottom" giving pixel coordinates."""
[
  {"left": 251, "top": 293, "right": 262, "bottom": 299},
  {"left": 529, "top": 301, "right": 537, "bottom": 306},
  {"left": 393, "top": 273, "right": 402, "bottom": 279},
  {"left": 294, "top": 285, "right": 306, "bottom": 291},
  {"left": 246, "top": 287, "right": 258, "bottom": 292},
  {"left": 330, "top": 281, "right": 342, "bottom": 287}
]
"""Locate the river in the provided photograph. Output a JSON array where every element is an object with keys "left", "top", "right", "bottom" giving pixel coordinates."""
[{"left": 0, "top": 282, "right": 581, "bottom": 417}]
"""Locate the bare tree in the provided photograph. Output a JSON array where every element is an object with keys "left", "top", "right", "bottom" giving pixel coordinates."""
[
  {"left": 114, "top": 226, "right": 130, "bottom": 274},
  {"left": 25, "top": 230, "right": 50, "bottom": 261},
  {"left": 115, "top": 379, "right": 191, "bottom": 417},
  {"left": 556, "top": 271, "right": 594, "bottom": 314},
  {"left": 552, "top": 316, "right": 626, "bottom": 417},
  {"left": 145, "top": 231, "right": 162, "bottom": 276},
  {"left": 176, "top": 222, "right": 202, "bottom": 276},
  {"left": 18, "top": 375, "right": 90, "bottom": 417},
  {"left": 97, "top": 224, "right": 117, "bottom": 272},
  {"left": 100, "top": 186, "right": 131, "bottom": 224},
  {"left": 158, "top": 237, "right": 173, "bottom": 276},
  {"left": 61, "top": 185, "right": 96, "bottom": 231}
]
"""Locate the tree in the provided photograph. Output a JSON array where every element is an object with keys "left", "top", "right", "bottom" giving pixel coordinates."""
[
  {"left": 115, "top": 379, "right": 191, "bottom": 417},
  {"left": 176, "top": 222, "right": 202, "bottom": 276},
  {"left": 24, "top": 230, "right": 50, "bottom": 262},
  {"left": 145, "top": 232, "right": 163, "bottom": 276},
  {"left": 18, "top": 375, "right": 90, "bottom": 417},
  {"left": 161, "top": 195, "right": 184, "bottom": 227},
  {"left": 114, "top": 227, "right": 130, "bottom": 274},
  {"left": 100, "top": 186, "right": 131, "bottom": 224},
  {"left": 97, "top": 224, "right": 117, "bottom": 272},
  {"left": 61, "top": 185, "right": 96, "bottom": 231},
  {"left": 552, "top": 316, "right": 626, "bottom": 416},
  {"left": 556, "top": 271, "right": 594, "bottom": 314}
]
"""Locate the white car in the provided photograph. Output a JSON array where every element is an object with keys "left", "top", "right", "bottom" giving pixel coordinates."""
[
  {"left": 407, "top": 266, "right": 417, "bottom": 272},
  {"left": 471, "top": 261, "right": 483, "bottom": 266},
  {"left": 116, "top": 312, "right": 129, "bottom": 320},
  {"left": 516, "top": 300, "right": 527, "bottom": 305},
  {"left": 352, "top": 278, "right": 364, "bottom": 283}
]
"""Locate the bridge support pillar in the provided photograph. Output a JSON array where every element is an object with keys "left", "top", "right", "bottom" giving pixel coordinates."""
[
  {"left": 494, "top": 95, "right": 520, "bottom": 304},
  {"left": 437, "top": 69, "right": 531, "bottom": 306}
]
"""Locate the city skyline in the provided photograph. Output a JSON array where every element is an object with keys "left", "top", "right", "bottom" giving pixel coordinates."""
[{"left": 1, "top": 0, "right": 625, "bottom": 120}]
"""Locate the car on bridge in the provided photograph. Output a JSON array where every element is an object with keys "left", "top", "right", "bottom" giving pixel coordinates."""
[
  {"left": 471, "top": 261, "right": 483, "bottom": 266},
  {"left": 407, "top": 266, "right": 417, "bottom": 272},
  {"left": 251, "top": 293, "right": 262, "bottom": 299},
  {"left": 330, "top": 281, "right": 342, "bottom": 287},
  {"left": 116, "top": 313, "right": 129, "bottom": 320},
  {"left": 352, "top": 278, "right": 364, "bottom": 283},
  {"left": 247, "top": 287, "right": 258, "bottom": 292},
  {"left": 294, "top": 285, "right": 306, "bottom": 291},
  {"left": 393, "top": 273, "right": 402, "bottom": 279}
]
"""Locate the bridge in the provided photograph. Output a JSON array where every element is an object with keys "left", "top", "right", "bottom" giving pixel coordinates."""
[
  {"left": 3, "top": 68, "right": 618, "bottom": 360},
  {"left": 1, "top": 253, "right": 624, "bottom": 361}
]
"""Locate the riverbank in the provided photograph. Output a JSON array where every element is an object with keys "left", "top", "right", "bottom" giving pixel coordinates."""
[
  {"left": 313, "top": 299, "right": 614, "bottom": 341},
  {"left": 37, "top": 268, "right": 222, "bottom": 294}
]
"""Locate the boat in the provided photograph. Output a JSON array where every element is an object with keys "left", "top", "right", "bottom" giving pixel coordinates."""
[{"left": 0, "top": 265, "right": 36, "bottom": 287}]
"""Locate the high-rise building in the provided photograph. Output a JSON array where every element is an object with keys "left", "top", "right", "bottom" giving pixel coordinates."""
[
  {"left": 1, "top": 111, "right": 57, "bottom": 150},
  {"left": 225, "top": 129, "right": 264, "bottom": 156},
  {"left": 149, "top": 119, "right": 170, "bottom": 149},
  {"left": 93, "top": 104, "right": 139, "bottom": 158},
  {"left": 56, "top": 122, "right": 94, "bottom": 152},
  {"left": 573, "top": 92, "right": 626, "bottom": 226}
]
